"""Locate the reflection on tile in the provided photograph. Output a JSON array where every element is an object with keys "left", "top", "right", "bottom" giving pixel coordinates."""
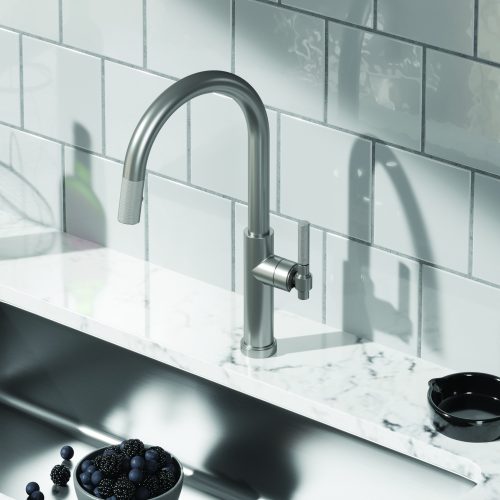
[
  {"left": 422, "top": 266, "right": 500, "bottom": 373},
  {"left": 283, "top": 0, "right": 373, "bottom": 27},
  {"left": 235, "top": 0, "right": 325, "bottom": 120},
  {"left": 23, "top": 38, "right": 102, "bottom": 152},
  {"left": 0, "top": 0, "right": 59, "bottom": 40},
  {"left": 191, "top": 93, "right": 277, "bottom": 209},
  {"left": 473, "top": 174, "right": 500, "bottom": 285},
  {"left": 328, "top": 22, "right": 422, "bottom": 149},
  {"left": 374, "top": 145, "right": 470, "bottom": 272},
  {"left": 479, "top": 0, "right": 500, "bottom": 64},
  {"left": 280, "top": 115, "right": 371, "bottom": 240},
  {"left": 148, "top": 175, "right": 232, "bottom": 289},
  {"left": 377, "top": 0, "right": 474, "bottom": 54},
  {"left": 326, "top": 233, "right": 419, "bottom": 354},
  {"left": 147, "top": 0, "right": 231, "bottom": 78},
  {"left": 234, "top": 203, "right": 323, "bottom": 322},
  {"left": 0, "top": 29, "right": 20, "bottom": 126},
  {"left": 64, "top": 146, "right": 145, "bottom": 259},
  {"left": 426, "top": 50, "right": 500, "bottom": 175},
  {"left": 0, "top": 125, "right": 62, "bottom": 229},
  {"left": 105, "top": 62, "right": 187, "bottom": 180},
  {"left": 63, "top": 0, "right": 143, "bottom": 65}
]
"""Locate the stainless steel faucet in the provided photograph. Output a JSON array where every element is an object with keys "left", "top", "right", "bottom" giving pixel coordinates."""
[{"left": 117, "top": 71, "right": 312, "bottom": 358}]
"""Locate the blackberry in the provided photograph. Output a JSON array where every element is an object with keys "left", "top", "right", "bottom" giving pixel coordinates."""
[
  {"left": 95, "top": 454, "right": 121, "bottom": 477},
  {"left": 113, "top": 476, "right": 136, "bottom": 500},
  {"left": 50, "top": 464, "right": 71, "bottom": 487},
  {"left": 157, "top": 469, "right": 177, "bottom": 493},
  {"left": 97, "top": 478, "right": 115, "bottom": 497},
  {"left": 122, "top": 439, "right": 145, "bottom": 458},
  {"left": 148, "top": 447, "right": 171, "bottom": 468},
  {"left": 140, "top": 475, "right": 160, "bottom": 496}
]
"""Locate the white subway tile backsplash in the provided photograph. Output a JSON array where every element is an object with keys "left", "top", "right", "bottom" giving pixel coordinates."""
[
  {"left": 0, "top": 0, "right": 59, "bottom": 40},
  {"left": 235, "top": 0, "right": 325, "bottom": 120},
  {"left": 473, "top": 174, "right": 500, "bottom": 285},
  {"left": 328, "top": 23, "right": 422, "bottom": 149},
  {"left": 64, "top": 147, "right": 145, "bottom": 259},
  {"left": 377, "top": 0, "right": 474, "bottom": 54},
  {"left": 422, "top": 266, "right": 500, "bottom": 373},
  {"left": 105, "top": 62, "right": 187, "bottom": 180},
  {"left": 326, "top": 233, "right": 419, "bottom": 355},
  {"left": 148, "top": 175, "right": 232, "bottom": 289},
  {"left": 425, "top": 50, "right": 500, "bottom": 176},
  {"left": 0, "top": 125, "right": 62, "bottom": 229},
  {"left": 62, "top": 0, "right": 143, "bottom": 66},
  {"left": 23, "top": 38, "right": 102, "bottom": 152},
  {"left": 235, "top": 204, "right": 323, "bottom": 322},
  {"left": 280, "top": 115, "right": 371, "bottom": 240},
  {"left": 0, "top": 29, "right": 20, "bottom": 126},
  {"left": 479, "top": 0, "right": 500, "bottom": 64},
  {"left": 191, "top": 93, "right": 277, "bottom": 208},
  {"left": 147, "top": 0, "right": 231, "bottom": 78},
  {"left": 374, "top": 145, "right": 470, "bottom": 272}
]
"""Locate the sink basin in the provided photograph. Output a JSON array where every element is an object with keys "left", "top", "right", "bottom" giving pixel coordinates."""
[{"left": 0, "top": 303, "right": 474, "bottom": 500}]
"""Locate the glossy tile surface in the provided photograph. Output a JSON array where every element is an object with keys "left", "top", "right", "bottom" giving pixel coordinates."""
[
  {"left": 235, "top": 0, "right": 325, "bottom": 120},
  {"left": 326, "top": 233, "right": 419, "bottom": 355},
  {"left": 478, "top": 0, "right": 500, "bottom": 63},
  {"left": 147, "top": 0, "right": 231, "bottom": 78},
  {"left": 374, "top": 145, "right": 470, "bottom": 272},
  {"left": 328, "top": 23, "right": 422, "bottom": 149},
  {"left": 0, "top": 0, "right": 59, "bottom": 40},
  {"left": 62, "top": 0, "right": 143, "bottom": 65},
  {"left": 472, "top": 174, "right": 500, "bottom": 285},
  {"left": 105, "top": 62, "right": 187, "bottom": 180},
  {"left": 147, "top": 175, "right": 232, "bottom": 289},
  {"left": 283, "top": 0, "right": 373, "bottom": 26},
  {"left": 64, "top": 147, "right": 145, "bottom": 259},
  {"left": 280, "top": 115, "right": 371, "bottom": 240},
  {"left": 422, "top": 266, "right": 500, "bottom": 374},
  {"left": 0, "top": 29, "right": 20, "bottom": 126},
  {"left": 425, "top": 50, "right": 500, "bottom": 175},
  {"left": 377, "top": 0, "right": 474, "bottom": 54},
  {"left": 191, "top": 93, "right": 277, "bottom": 209},
  {"left": 0, "top": 125, "right": 62, "bottom": 229},
  {"left": 23, "top": 38, "right": 102, "bottom": 152},
  {"left": 234, "top": 204, "right": 323, "bottom": 322}
]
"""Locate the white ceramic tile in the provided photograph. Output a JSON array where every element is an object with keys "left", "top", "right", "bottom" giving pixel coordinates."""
[
  {"left": 0, "top": 125, "right": 62, "bottom": 229},
  {"left": 63, "top": 0, "right": 143, "bottom": 65},
  {"left": 0, "top": 29, "right": 20, "bottom": 126},
  {"left": 425, "top": 50, "right": 500, "bottom": 176},
  {"left": 23, "top": 38, "right": 102, "bottom": 152},
  {"left": 328, "top": 23, "right": 422, "bottom": 149},
  {"left": 280, "top": 115, "right": 371, "bottom": 240},
  {"left": 234, "top": 203, "right": 323, "bottom": 322},
  {"left": 472, "top": 174, "right": 500, "bottom": 285},
  {"left": 374, "top": 145, "right": 470, "bottom": 272},
  {"left": 378, "top": 0, "right": 474, "bottom": 54},
  {"left": 0, "top": 0, "right": 59, "bottom": 40},
  {"left": 326, "top": 233, "right": 419, "bottom": 354},
  {"left": 422, "top": 266, "right": 500, "bottom": 373},
  {"left": 191, "top": 93, "right": 277, "bottom": 209},
  {"left": 235, "top": 0, "right": 325, "bottom": 120},
  {"left": 147, "top": 175, "right": 232, "bottom": 289},
  {"left": 105, "top": 62, "right": 187, "bottom": 180},
  {"left": 147, "top": 0, "right": 231, "bottom": 78},
  {"left": 64, "top": 147, "right": 145, "bottom": 259},
  {"left": 479, "top": 0, "right": 500, "bottom": 64}
]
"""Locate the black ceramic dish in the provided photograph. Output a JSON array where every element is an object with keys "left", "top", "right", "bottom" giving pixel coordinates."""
[{"left": 428, "top": 372, "right": 500, "bottom": 442}]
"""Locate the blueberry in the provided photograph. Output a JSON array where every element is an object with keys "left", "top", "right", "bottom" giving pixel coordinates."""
[
  {"left": 91, "top": 470, "right": 104, "bottom": 486},
  {"left": 80, "top": 472, "right": 91, "bottom": 485},
  {"left": 144, "top": 449, "right": 159, "bottom": 462},
  {"left": 60, "top": 445, "right": 74, "bottom": 460},
  {"left": 81, "top": 459, "right": 92, "bottom": 472},
  {"left": 26, "top": 483, "right": 40, "bottom": 495},
  {"left": 119, "top": 441, "right": 126, "bottom": 451},
  {"left": 145, "top": 459, "right": 159, "bottom": 473},
  {"left": 30, "top": 492, "right": 44, "bottom": 500},
  {"left": 128, "top": 467, "right": 144, "bottom": 483},
  {"left": 135, "top": 486, "right": 150, "bottom": 500},
  {"left": 86, "top": 464, "right": 97, "bottom": 475},
  {"left": 130, "top": 455, "right": 145, "bottom": 469},
  {"left": 93, "top": 487, "right": 102, "bottom": 498},
  {"left": 103, "top": 449, "right": 115, "bottom": 457}
]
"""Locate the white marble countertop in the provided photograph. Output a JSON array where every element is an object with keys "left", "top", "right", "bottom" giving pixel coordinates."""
[{"left": 0, "top": 220, "right": 499, "bottom": 499}]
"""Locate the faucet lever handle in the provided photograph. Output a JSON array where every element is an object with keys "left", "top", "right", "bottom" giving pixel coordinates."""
[
  {"left": 295, "top": 220, "right": 312, "bottom": 300},
  {"left": 298, "top": 220, "right": 310, "bottom": 266}
]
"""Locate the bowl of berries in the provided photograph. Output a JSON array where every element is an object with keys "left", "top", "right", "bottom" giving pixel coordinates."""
[{"left": 74, "top": 439, "right": 183, "bottom": 500}]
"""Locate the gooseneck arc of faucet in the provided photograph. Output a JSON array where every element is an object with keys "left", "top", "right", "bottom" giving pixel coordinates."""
[{"left": 118, "top": 70, "right": 312, "bottom": 358}]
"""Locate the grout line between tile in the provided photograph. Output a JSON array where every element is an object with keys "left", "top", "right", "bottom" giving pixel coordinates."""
[
  {"left": 323, "top": 21, "right": 329, "bottom": 123},
  {"left": 231, "top": 201, "right": 236, "bottom": 292},
  {"left": 420, "top": 48, "right": 426, "bottom": 153},
  {"left": 187, "top": 102, "right": 192, "bottom": 183},
  {"left": 61, "top": 145, "right": 66, "bottom": 232},
  {"left": 101, "top": 59, "right": 106, "bottom": 155},
  {"left": 58, "top": 0, "right": 63, "bottom": 43},
  {"left": 143, "top": 0, "right": 148, "bottom": 68},
  {"left": 18, "top": 35, "right": 24, "bottom": 128},
  {"left": 145, "top": 172, "right": 150, "bottom": 262},
  {"left": 474, "top": 0, "right": 479, "bottom": 57},
  {"left": 231, "top": 0, "right": 236, "bottom": 73},
  {"left": 276, "top": 113, "right": 281, "bottom": 213},
  {"left": 417, "top": 263, "right": 423, "bottom": 357},
  {"left": 370, "top": 140, "right": 376, "bottom": 244},
  {"left": 373, "top": 0, "right": 377, "bottom": 30},
  {"left": 322, "top": 231, "right": 327, "bottom": 323},
  {"left": 468, "top": 173, "right": 476, "bottom": 276}
]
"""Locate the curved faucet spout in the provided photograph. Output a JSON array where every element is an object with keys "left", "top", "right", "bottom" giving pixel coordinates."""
[{"left": 118, "top": 70, "right": 270, "bottom": 237}]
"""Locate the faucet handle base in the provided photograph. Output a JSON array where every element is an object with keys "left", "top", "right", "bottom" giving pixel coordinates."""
[{"left": 240, "top": 338, "right": 277, "bottom": 359}]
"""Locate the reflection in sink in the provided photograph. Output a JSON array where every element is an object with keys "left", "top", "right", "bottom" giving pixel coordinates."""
[{"left": 0, "top": 304, "right": 474, "bottom": 500}]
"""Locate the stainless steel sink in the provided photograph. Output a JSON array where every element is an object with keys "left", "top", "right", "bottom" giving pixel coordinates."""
[{"left": 0, "top": 303, "right": 474, "bottom": 500}]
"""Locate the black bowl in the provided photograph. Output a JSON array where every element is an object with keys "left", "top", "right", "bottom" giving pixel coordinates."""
[{"left": 428, "top": 372, "right": 500, "bottom": 442}]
